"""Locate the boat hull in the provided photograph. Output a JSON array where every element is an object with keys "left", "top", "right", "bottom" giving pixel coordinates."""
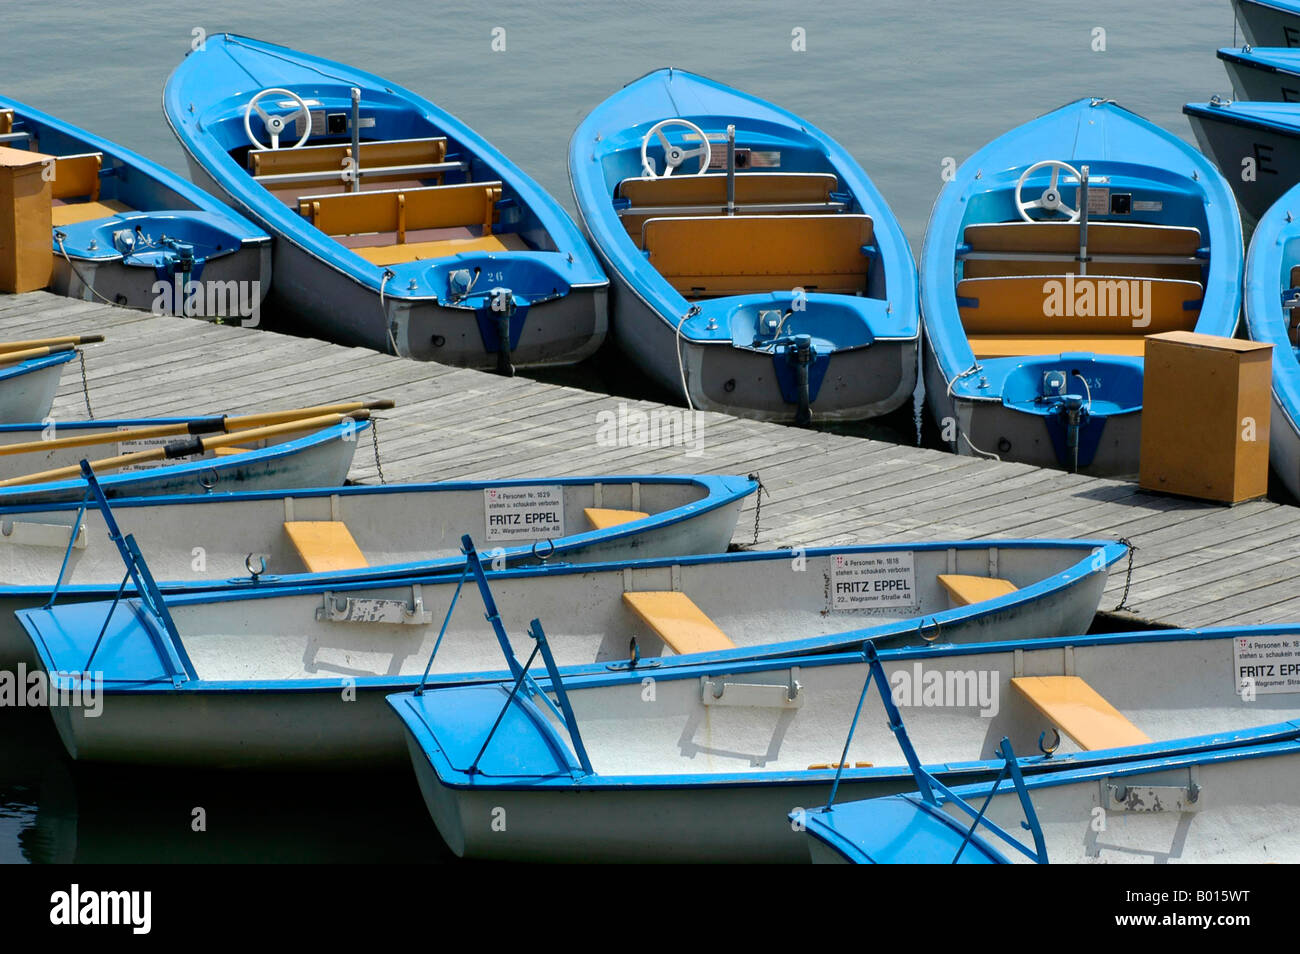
[
  {"left": 1231, "top": 0, "right": 1300, "bottom": 47},
  {"left": 0, "top": 355, "right": 71, "bottom": 425},
  {"left": 1185, "top": 106, "right": 1296, "bottom": 224}
]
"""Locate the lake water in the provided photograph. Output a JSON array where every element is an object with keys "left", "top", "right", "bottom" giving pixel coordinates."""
[{"left": 0, "top": 0, "right": 1244, "bottom": 862}]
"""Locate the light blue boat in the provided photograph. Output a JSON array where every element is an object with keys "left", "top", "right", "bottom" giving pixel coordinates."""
[
  {"left": 0, "top": 95, "right": 270, "bottom": 314},
  {"left": 1244, "top": 181, "right": 1300, "bottom": 500},
  {"left": 390, "top": 619, "right": 1300, "bottom": 862},
  {"left": 163, "top": 34, "right": 608, "bottom": 371},
  {"left": 16, "top": 508, "right": 1122, "bottom": 768},
  {"left": 1230, "top": 0, "right": 1300, "bottom": 48},
  {"left": 1184, "top": 98, "right": 1300, "bottom": 223},
  {"left": 1218, "top": 45, "right": 1300, "bottom": 101},
  {"left": 568, "top": 68, "right": 918, "bottom": 425},
  {"left": 924, "top": 98, "right": 1243, "bottom": 476}
]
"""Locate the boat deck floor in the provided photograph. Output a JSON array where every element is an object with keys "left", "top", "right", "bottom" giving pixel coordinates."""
[{"left": 5, "top": 288, "right": 1298, "bottom": 631}]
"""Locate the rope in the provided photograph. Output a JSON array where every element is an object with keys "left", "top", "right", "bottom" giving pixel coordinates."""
[
  {"left": 675, "top": 306, "right": 700, "bottom": 410},
  {"left": 54, "top": 232, "right": 120, "bottom": 307},
  {"left": 78, "top": 350, "right": 94, "bottom": 419},
  {"left": 959, "top": 430, "right": 1001, "bottom": 461},
  {"left": 369, "top": 416, "right": 386, "bottom": 484},
  {"left": 1112, "top": 536, "right": 1138, "bottom": 613},
  {"left": 379, "top": 269, "right": 400, "bottom": 356}
]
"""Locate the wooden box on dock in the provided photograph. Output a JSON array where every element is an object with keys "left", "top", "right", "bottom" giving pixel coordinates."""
[
  {"left": 1139, "top": 331, "right": 1272, "bottom": 504},
  {"left": 0, "top": 145, "right": 54, "bottom": 294}
]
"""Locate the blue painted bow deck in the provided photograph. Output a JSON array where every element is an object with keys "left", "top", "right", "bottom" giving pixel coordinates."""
[{"left": 3, "top": 287, "right": 1299, "bottom": 630}]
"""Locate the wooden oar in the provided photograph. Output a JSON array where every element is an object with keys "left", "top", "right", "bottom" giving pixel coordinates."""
[
  {"left": 0, "top": 410, "right": 372, "bottom": 488},
  {"left": 0, "top": 334, "right": 104, "bottom": 353},
  {"left": 0, "top": 344, "right": 80, "bottom": 366},
  {"left": 0, "top": 399, "right": 395, "bottom": 458}
]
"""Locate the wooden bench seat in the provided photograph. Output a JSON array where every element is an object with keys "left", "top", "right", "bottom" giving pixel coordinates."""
[
  {"left": 645, "top": 214, "right": 874, "bottom": 298},
  {"left": 962, "top": 222, "right": 1206, "bottom": 282},
  {"left": 937, "top": 574, "right": 1018, "bottom": 606},
  {"left": 966, "top": 335, "right": 1149, "bottom": 358},
  {"left": 284, "top": 520, "right": 369, "bottom": 573},
  {"left": 957, "top": 275, "right": 1202, "bottom": 337},
  {"left": 350, "top": 232, "right": 526, "bottom": 265},
  {"left": 622, "top": 590, "right": 735, "bottom": 655},
  {"left": 618, "top": 173, "right": 843, "bottom": 245},
  {"left": 250, "top": 137, "right": 448, "bottom": 177},
  {"left": 50, "top": 199, "right": 133, "bottom": 227},
  {"left": 50, "top": 153, "right": 102, "bottom": 201},
  {"left": 584, "top": 507, "right": 650, "bottom": 530},
  {"left": 300, "top": 181, "right": 502, "bottom": 241},
  {"left": 1011, "top": 675, "right": 1152, "bottom": 751}
]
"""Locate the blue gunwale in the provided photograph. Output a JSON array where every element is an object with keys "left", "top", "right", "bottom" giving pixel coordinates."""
[
  {"left": 568, "top": 67, "right": 918, "bottom": 349},
  {"left": 0, "top": 94, "right": 269, "bottom": 261},
  {"left": 0, "top": 351, "right": 76, "bottom": 382},
  {"left": 17, "top": 538, "right": 1125, "bottom": 692},
  {"left": 162, "top": 33, "right": 606, "bottom": 302},
  {"left": 388, "top": 623, "right": 1300, "bottom": 792},
  {"left": 1245, "top": 181, "right": 1300, "bottom": 436},
  {"left": 1218, "top": 45, "right": 1300, "bottom": 76},
  {"left": 0, "top": 473, "right": 756, "bottom": 597},
  {"left": 1183, "top": 99, "right": 1300, "bottom": 136}
]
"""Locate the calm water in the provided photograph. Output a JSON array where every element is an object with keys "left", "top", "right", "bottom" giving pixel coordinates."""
[{"left": 0, "top": 0, "right": 1242, "bottom": 862}]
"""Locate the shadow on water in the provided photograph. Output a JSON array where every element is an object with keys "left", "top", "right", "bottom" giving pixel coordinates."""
[{"left": 0, "top": 709, "right": 456, "bottom": 864}]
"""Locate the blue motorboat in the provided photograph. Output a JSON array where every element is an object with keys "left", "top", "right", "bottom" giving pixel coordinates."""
[
  {"left": 568, "top": 68, "right": 918, "bottom": 425},
  {"left": 163, "top": 34, "right": 608, "bottom": 371},
  {"left": 924, "top": 98, "right": 1243, "bottom": 476},
  {"left": 1185, "top": 97, "right": 1300, "bottom": 223},
  {"left": 0, "top": 95, "right": 270, "bottom": 315},
  {"left": 1245, "top": 181, "right": 1300, "bottom": 499}
]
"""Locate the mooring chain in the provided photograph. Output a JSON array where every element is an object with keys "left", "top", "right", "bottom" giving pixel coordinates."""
[
  {"left": 78, "top": 350, "right": 95, "bottom": 419},
  {"left": 1112, "top": 536, "right": 1138, "bottom": 612},
  {"left": 370, "top": 416, "right": 386, "bottom": 484},
  {"left": 748, "top": 472, "right": 769, "bottom": 546}
]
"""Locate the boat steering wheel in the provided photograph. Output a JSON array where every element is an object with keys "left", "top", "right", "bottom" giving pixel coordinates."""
[
  {"left": 244, "top": 88, "right": 313, "bottom": 150},
  {"left": 640, "top": 118, "right": 712, "bottom": 178},
  {"left": 1015, "top": 159, "right": 1082, "bottom": 222}
]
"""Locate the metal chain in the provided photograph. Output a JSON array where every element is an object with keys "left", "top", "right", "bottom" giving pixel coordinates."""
[
  {"left": 748, "top": 472, "right": 768, "bottom": 546},
  {"left": 78, "top": 350, "right": 95, "bottom": 419},
  {"left": 370, "top": 417, "right": 386, "bottom": 484},
  {"left": 1112, "top": 536, "right": 1138, "bottom": 612}
]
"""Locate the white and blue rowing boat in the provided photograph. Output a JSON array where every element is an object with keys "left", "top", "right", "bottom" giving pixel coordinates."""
[
  {"left": 569, "top": 68, "right": 918, "bottom": 424},
  {"left": 0, "top": 473, "right": 755, "bottom": 666},
  {"left": 0, "top": 95, "right": 270, "bottom": 314},
  {"left": 16, "top": 509, "right": 1122, "bottom": 768},
  {"left": 389, "top": 622, "right": 1298, "bottom": 862}
]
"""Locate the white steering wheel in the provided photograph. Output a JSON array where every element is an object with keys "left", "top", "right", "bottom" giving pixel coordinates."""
[
  {"left": 1016, "top": 159, "right": 1082, "bottom": 222},
  {"left": 244, "top": 87, "right": 313, "bottom": 150},
  {"left": 640, "top": 118, "right": 712, "bottom": 178}
]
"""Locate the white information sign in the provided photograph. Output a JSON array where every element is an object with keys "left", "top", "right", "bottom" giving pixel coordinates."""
[
  {"left": 484, "top": 485, "right": 565, "bottom": 542},
  {"left": 1233, "top": 633, "right": 1300, "bottom": 696},
  {"left": 830, "top": 551, "right": 917, "bottom": 610}
]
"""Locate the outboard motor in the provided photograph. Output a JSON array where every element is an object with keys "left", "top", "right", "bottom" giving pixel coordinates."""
[
  {"left": 787, "top": 334, "right": 814, "bottom": 427},
  {"left": 1057, "top": 393, "right": 1087, "bottom": 473},
  {"left": 489, "top": 286, "right": 516, "bottom": 377}
]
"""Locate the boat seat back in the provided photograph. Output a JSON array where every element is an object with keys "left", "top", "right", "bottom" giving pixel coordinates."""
[
  {"left": 1011, "top": 675, "right": 1152, "bottom": 751},
  {"left": 0, "top": 110, "right": 12, "bottom": 134},
  {"left": 957, "top": 275, "right": 1202, "bottom": 335},
  {"left": 622, "top": 590, "right": 736, "bottom": 655},
  {"left": 49, "top": 199, "right": 133, "bottom": 228},
  {"left": 300, "top": 181, "right": 502, "bottom": 241},
  {"left": 283, "top": 520, "right": 369, "bottom": 573},
  {"left": 618, "top": 173, "right": 843, "bottom": 245},
  {"left": 644, "top": 214, "right": 874, "bottom": 297},
  {"left": 965, "top": 334, "right": 1148, "bottom": 358},
  {"left": 350, "top": 232, "right": 527, "bottom": 265},
  {"left": 584, "top": 507, "right": 650, "bottom": 530},
  {"left": 50, "top": 153, "right": 102, "bottom": 201},
  {"left": 961, "top": 222, "right": 1205, "bottom": 282},
  {"left": 249, "top": 137, "right": 448, "bottom": 177},
  {"left": 937, "top": 573, "right": 1017, "bottom": 606},
  {"left": 1290, "top": 264, "right": 1300, "bottom": 290}
]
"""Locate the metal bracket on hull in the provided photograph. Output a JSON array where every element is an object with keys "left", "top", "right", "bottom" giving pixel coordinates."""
[
  {"left": 1105, "top": 778, "right": 1202, "bottom": 813},
  {"left": 317, "top": 587, "right": 433, "bottom": 625}
]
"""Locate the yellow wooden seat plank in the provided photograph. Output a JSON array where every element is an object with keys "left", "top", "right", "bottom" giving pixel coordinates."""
[
  {"left": 250, "top": 137, "right": 448, "bottom": 177},
  {"left": 620, "top": 172, "right": 837, "bottom": 207},
  {"left": 964, "top": 222, "right": 1202, "bottom": 256},
  {"left": 645, "top": 214, "right": 873, "bottom": 297},
  {"left": 963, "top": 258, "right": 1203, "bottom": 282},
  {"left": 622, "top": 590, "right": 735, "bottom": 655},
  {"left": 1011, "top": 675, "right": 1151, "bottom": 751},
  {"left": 211, "top": 446, "right": 249, "bottom": 457},
  {"left": 50, "top": 199, "right": 134, "bottom": 227},
  {"left": 937, "top": 573, "right": 1018, "bottom": 606},
  {"left": 583, "top": 507, "right": 650, "bottom": 530},
  {"left": 967, "top": 334, "right": 1149, "bottom": 358},
  {"left": 50, "top": 153, "right": 102, "bottom": 201},
  {"left": 957, "top": 275, "right": 1202, "bottom": 335},
  {"left": 351, "top": 233, "right": 525, "bottom": 266},
  {"left": 301, "top": 181, "right": 503, "bottom": 242},
  {"left": 283, "top": 520, "right": 369, "bottom": 573},
  {"left": 0, "top": 110, "right": 12, "bottom": 136}
]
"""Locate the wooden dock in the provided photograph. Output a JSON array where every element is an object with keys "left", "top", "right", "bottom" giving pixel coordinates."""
[{"left": 5, "top": 288, "right": 1298, "bottom": 630}]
